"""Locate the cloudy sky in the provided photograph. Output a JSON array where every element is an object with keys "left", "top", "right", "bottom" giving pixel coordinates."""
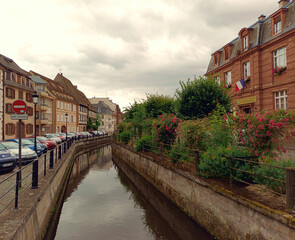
[{"left": 0, "top": 0, "right": 279, "bottom": 109}]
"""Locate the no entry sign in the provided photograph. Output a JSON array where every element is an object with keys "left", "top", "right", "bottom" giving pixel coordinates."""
[{"left": 12, "top": 100, "right": 27, "bottom": 114}]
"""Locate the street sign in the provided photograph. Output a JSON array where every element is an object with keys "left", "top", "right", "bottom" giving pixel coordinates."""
[
  {"left": 10, "top": 114, "right": 28, "bottom": 120},
  {"left": 12, "top": 100, "right": 27, "bottom": 114}
]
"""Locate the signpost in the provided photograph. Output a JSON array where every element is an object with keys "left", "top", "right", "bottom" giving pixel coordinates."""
[{"left": 11, "top": 100, "right": 27, "bottom": 190}]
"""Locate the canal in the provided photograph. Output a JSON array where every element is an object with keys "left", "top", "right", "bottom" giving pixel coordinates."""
[{"left": 47, "top": 146, "right": 214, "bottom": 240}]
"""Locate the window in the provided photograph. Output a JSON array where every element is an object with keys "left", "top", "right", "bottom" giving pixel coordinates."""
[
  {"left": 244, "top": 62, "right": 250, "bottom": 77},
  {"left": 6, "top": 71, "right": 12, "bottom": 81},
  {"left": 57, "top": 101, "right": 60, "bottom": 109},
  {"left": 19, "top": 90, "right": 23, "bottom": 99},
  {"left": 26, "top": 124, "right": 33, "bottom": 134},
  {"left": 26, "top": 107, "right": 33, "bottom": 116},
  {"left": 73, "top": 105, "right": 76, "bottom": 111},
  {"left": 6, "top": 123, "right": 15, "bottom": 135},
  {"left": 0, "top": 70, "right": 2, "bottom": 80},
  {"left": 274, "top": 47, "right": 286, "bottom": 67},
  {"left": 25, "top": 78, "right": 30, "bottom": 87},
  {"left": 243, "top": 36, "right": 248, "bottom": 50},
  {"left": 224, "top": 48, "right": 229, "bottom": 60},
  {"left": 73, "top": 116, "right": 76, "bottom": 123},
  {"left": 61, "top": 115, "right": 63, "bottom": 122},
  {"left": 61, "top": 102, "right": 63, "bottom": 109},
  {"left": 274, "top": 90, "right": 287, "bottom": 110},
  {"left": 215, "top": 76, "right": 220, "bottom": 84},
  {"left": 225, "top": 71, "right": 232, "bottom": 84},
  {"left": 6, "top": 104, "right": 13, "bottom": 114},
  {"left": 274, "top": 20, "right": 281, "bottom": 34},
  {"left": 26, "top": 93, "right": 33, "bottom": 102},
  {"left": 6, "top": 88, "right": 15, "bottom": 98},
  {"left": 71, "top": 116, "right": 73, "bottom": 122}
]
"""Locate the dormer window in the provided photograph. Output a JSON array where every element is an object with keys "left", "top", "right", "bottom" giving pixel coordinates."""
[
  {"left": 274, "top": 20, "right": 282, "bottom": 34},
  {"left": 243, "top": 36, "right": 248, "bottom": 50},
  {"left": 239, "top": 27, "right": 252, "bottom": 52},
  {"left": 223, "top": 43, "right": 233, "bottom": 61},
  {"left": 213, "top": 51, "right": 221, "bottom": 66},
  {"left": 270, "top": 8, "right": 287, "bottom": 36}
]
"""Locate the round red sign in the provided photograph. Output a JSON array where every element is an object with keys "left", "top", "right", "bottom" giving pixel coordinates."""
[{"left": 12, "top": 100, "right": 27, "bottom": 114}]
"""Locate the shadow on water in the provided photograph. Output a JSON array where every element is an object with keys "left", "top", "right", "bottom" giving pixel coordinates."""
[{"left": 45, "top": 146, "right": 214, "bottom": 240}]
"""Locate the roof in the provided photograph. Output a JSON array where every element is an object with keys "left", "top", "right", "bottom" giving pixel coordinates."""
[
  {"left": 0, "top": 54, "right": 29, "bottom": 76},
  {"left": 54, "top": 73, "right": 96, "bottom": 112},
  {"left": 29, "top": 75, "right": 47, "bottom": 85},
  {"left": 93, "top": 101, "right": 114, "bottom": 114},
  {"left": 30, "top": 70, "right": 76, "bottom": 104},
  {"left": 206, "top": 1, "right": 295, "bottom": 74}
]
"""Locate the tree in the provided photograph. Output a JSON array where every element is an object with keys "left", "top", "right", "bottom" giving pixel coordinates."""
[
  {"left": 143, "top": 93, "right": 176, "bottom": 118},
  {"left": 87, "top": 117, "right": 93, "bottom": 131},
  {"left": 93, "top": 114, "right": 102, "bottom": 130},
  {"left": 175, "top": 76, "right": 232, "bottom": 119}
]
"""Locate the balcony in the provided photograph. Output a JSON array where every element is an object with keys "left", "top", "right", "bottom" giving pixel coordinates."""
[
  {"left": 38, "top": 91, "right": 48, "bottom": 97},
  {"left": 38, "top": 103, "right": 48, "bottom": 111},
  {"left": 40, "top": 118, "right": 49, "bottom": 124}
]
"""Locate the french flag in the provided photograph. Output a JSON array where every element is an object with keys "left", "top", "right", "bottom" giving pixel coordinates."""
[{"left": 235, "top": 78, "right": 246, "bottom": 92}]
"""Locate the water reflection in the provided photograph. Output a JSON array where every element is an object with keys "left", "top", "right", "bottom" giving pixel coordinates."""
[{"left": 50, "top": 146, "right": 213, "bottom": 240}]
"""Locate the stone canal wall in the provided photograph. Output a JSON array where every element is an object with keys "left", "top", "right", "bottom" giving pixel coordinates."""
[
  {"left": 0, "top": 137, "right": 110, "bottom": 240},
  {"left": 112, "top": 143, "right": 295, "bottom": 240}
]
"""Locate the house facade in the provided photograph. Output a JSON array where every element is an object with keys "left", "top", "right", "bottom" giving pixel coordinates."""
[
  {"left": 0, "top": 65, "right": 4, "bottom": 140},
  {"left": 0, "top": 54, "right": 35, "bottom": 139},
  {"left": 205, "top": 0, "right": 295, "bottom": 114},
  {"left": 89, "top": 97, "right": 122, "bottom": 131},
  {"left": 92, "top": 101, "right": 116, "bottom": 133},
  {"left": 29, "top": 75, "right": 54, "bottom": 135},
  {"left": 54, "top": 73, "right": 96, "bottom": 132},
  {"left": 30, "top": 71, "right": 78, "bottom": 134}
]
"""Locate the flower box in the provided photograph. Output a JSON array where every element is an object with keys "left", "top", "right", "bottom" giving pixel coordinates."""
[
  {"left": 245, "top": 76, "right": 251, "bottom": 82},
  {"left": 272, "top": 66, "right": 287, "bottom": 76}
]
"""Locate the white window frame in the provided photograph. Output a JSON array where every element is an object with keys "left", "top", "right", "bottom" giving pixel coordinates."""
[
  {"left": 244, "top": 61, "right": 250, "bottom": 77},
  {"left": 225, "top": 71, "right": 232, "bottom": 84},
  {"left": 274, "top": 90, "right": 287, "bottom": 110},
  {"left": 215, "top": 76, "right": 220, "bottom": 84},
  {"left": 61, "top": 102, "right": 63, "bottom": 109},
  {"left": 274, "top": 21, "right": 281, "bottom": 34},
  {"left": 61, "top": 115, "right": 63, "bottom": 122},
  {"left": 243, "top": 36, "right": 248, "bottom": 50},
  {"left": 73, "top": 105, "right": 76, "bottom": 112},
  {"left": 273, "top": 47, "right": 286, "bottom": 67},
  {"left": 57, "top": 114, "right": 59, "bottom": 122},
  {"left": 57, "top": 101, "right": 60, "bottom": 109}
]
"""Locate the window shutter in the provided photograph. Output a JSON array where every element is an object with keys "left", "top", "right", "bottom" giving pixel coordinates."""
[
  {"left": 12, "top": 124, "right": 15, "bottom": 135},
  {"left": 6, "top": 104, "right": 8, "bottom": 113},
  {"left": 12, "top": 89, "right": 15, "bottom": 98}
]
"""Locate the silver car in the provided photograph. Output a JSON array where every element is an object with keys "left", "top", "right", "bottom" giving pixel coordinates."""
[{"left": 1, "top": 141, "right": 38, "bottom": 164}]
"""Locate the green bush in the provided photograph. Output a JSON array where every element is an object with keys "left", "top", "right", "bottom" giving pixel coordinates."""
[
  {"left": 198, "top": 146, "right": 252, "bottom": 179},
  {"left": 169, "top": 142, "right": 193, "bottom": 164},
  {"left": 135, "top": 135, "right": 155, "bottom": 152},
  {"left": 252, "top": 159, "right": 294, "bottom": 194},
  {"left": 119, "top": 131, "right": 133, "bottom": 144}
]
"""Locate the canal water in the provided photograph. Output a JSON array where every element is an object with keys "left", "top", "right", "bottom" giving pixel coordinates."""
[{"left": 49, "top": 146, "right": 214, "bottom": 240}]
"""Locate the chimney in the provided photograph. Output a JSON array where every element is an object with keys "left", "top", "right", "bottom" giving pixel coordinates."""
[
  {"left": 278, "top": 0, "right": 289, "bottom": 8},
  {"left": 258, "top": 14, "right": 266, "bottom": 21}
]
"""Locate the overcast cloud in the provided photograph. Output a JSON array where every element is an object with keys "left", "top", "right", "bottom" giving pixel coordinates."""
[{"left": 0, "top": 0, "right": 279, "bottom": 109}]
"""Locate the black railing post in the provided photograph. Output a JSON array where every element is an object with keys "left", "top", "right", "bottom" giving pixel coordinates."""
[
  {"left": 44, "top": 154, "right": 46, "bottom": 176},
  {"left": 229, "top": 157, "right": 232, "bottom": 186},
  {"left": 32, "top": 158, "right": 38, "bottom": 189},
  {"left": 50, "top": 150, "right": 54, "bottom": 169},
  {"left": 55, "top": 148, "right": 57, "bottom": 162},
  {"left": 15, "top": 171, "right": 20, "bottom": 209},
  {"left": 142, "top": 140, "right": 145, "bottom": 152},
  {"left": 286, "top": 168, "right": 295, "bottom": 213},
  {"left": 58, "top": 145, "right": 61, "bottom": 159}
]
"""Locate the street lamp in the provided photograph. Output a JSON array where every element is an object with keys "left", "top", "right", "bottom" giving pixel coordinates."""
[
  {"left": 65, "top": 113, "right": 68, "bottom": 141},
  {"left": 32, "top": 91, "right": 39, "bottom": 189}
]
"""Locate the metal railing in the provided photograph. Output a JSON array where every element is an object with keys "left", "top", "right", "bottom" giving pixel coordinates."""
[
  {"left": 0, "top": 134, "right": 110, "bottom": 214},
  {"left": 116, "top": 136, "right": 295, "bottom": 213}
]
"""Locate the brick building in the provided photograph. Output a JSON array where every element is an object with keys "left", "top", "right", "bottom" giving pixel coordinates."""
[{"left": 206, "top": 0, "right": 295, "bottom": 114}]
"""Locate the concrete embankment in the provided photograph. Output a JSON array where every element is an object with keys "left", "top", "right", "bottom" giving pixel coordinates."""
[
  {"left": 0, "top": 137, "right": 110, "bottom": 240},
  {"left": 112, "top": 143, "right": 295, "bottom": 240}
]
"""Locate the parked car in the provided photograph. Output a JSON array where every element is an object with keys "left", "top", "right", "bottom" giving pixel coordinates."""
[
  {"left": 67, "top": 133, "right": 75, "bottom": 139},
  {"left": 73, "top": 132, "right": 84, "bottom": 139},
  {"left": 0, "top": 142, "right": 17, "bottom": 172},
  {"left": 26, "top": 138, "right": 48, "bottom": 154},
  {"left": 36, "top": 136, "right": 57, "bottom": 150},
  {"left": 6, "top": 139, "right": 43, "bottom": 157},
  {"left": 44, "top": 134, "right": 62, "bottom": 144},
  {"left": 54, "top": 134, "right": 66, "bottom": 142},
  {"left": 1, "top": 141, "right": 38, "bottom": 164},
  {"left": 58, "top": 133, "right": 71, "bottom": 140}
]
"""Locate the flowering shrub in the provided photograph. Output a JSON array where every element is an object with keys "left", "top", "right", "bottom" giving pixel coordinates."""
[
  {"left": 233, "top": 109, "right": 295, "bottom": 157},
  {"left": 178, "top": 119, "right": 208, "bottom": 152},
  {"left": 272, "top": 66, "right": 287, "bottom": 76},
  {"left": 152, "top": 114, "right": 182, "bottom": 145},
  {"left": 135, "top": 135, "right": 155, "bottom": 152}
]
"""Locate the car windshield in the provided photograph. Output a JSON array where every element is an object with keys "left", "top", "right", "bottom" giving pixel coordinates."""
[
  {"left": 38, "top": 137, "right": 49, "bottom": 141},
  {"left": 1, "top": 141, "right": 19, "bottom": 149},
  {"left": 27, "top": 138, "right": 40, "bottom": 143},
  {"left": 47, "top": 135, "right": 55, "bottom": 138},
  {"left": 21, "top": 139, "right": 34, "bottom": 145},
  {"left": 0, "top": 143, "right": 6, "bottom": 151}
]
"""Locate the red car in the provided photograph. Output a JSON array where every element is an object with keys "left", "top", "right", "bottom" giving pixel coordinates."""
[
  {"left": 37, "top": 136, "right": 57, "bottom": 149},
  {"left": 55, "top": 134, "right": 66, "bottom": 142}
]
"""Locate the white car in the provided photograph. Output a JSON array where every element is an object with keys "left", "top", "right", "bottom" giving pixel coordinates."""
[
  {"left": 1, "top": 141, "right": 38, "bottom": 164},
  {"left": 44, "top": 134, "right": 62, "bottom": 144}
]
